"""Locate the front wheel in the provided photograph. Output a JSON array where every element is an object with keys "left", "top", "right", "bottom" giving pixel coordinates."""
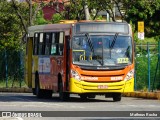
[
  {"left": 44, "top": 90, "right": 52, "bottom": 99},
  {"left": 113, "top": 93, "right": 122, "bottom": 102},
  {"left": 59, "top": 82, "right": 69, "bottom": 101},
  {"left": 79, "top": 94, "right": 88, "bottom": 101}
]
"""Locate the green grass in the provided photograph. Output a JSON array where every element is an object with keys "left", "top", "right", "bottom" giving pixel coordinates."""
[{"left": 0, "top": 79, "right": 27, "bottom": 88}]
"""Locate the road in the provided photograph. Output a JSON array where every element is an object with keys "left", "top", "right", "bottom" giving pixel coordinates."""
[{"left": 0, "top": 93, "right": 159, "bottom": 120}]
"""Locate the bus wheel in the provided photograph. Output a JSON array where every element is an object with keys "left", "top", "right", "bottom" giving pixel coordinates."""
[
  {"left": 88, "top": 94, "right": 96, "bottom": 99},
  {"left": 44, "top": 90, "right": 52, "bottom": 99},
  {"left": 32, "top": 88, "right": 36, "bottom": 95},
  {"left": 59, "top": 81, "right": 69, "bottom": 101},
  {"left": 113, "top": 93, "right": 121, "bottom": 102},
  {"left": 35, "top": 75, "right": 43, "bottom": 98},
  {"left": 80, "top": 94, "right": 88, "bottom": 100}
]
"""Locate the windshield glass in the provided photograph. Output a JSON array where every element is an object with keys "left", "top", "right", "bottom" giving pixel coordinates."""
[{"left": 72, "top": 35, "right": 132, "bottom": 66}]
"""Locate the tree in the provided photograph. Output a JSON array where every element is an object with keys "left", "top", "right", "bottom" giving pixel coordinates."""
[
  {"left": 125, "top": 0, "right": 160, "bottom": 37},
  {"left": 34, "top": 10, "right": 49, "bottom": 25},
  {"left": 51, "top": 13, "right": 63, "bottom": 23},
  {"left": 0, "top": 1, "right": 23, "bottom": 50},
  {"left": 62, "top": 0, "right": 104, "bottom": 21},
  {"left": 8, "top": 0, "right": 160, "bottom": 38},
  {"left": 62, "top": 0, "right": 86, "bottom": 20},
  {"left": 62, "top": 0, "right": 131, "bottom": 21},
  {"left": 11, "top": 0, "right": 50, "bottom": 35}
]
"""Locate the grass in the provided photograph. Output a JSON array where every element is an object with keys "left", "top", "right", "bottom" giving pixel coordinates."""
[{"left": 0, "top": 79, "right": 27, "bottom": 88}]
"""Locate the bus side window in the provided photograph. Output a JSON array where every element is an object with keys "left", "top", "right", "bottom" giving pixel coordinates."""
[
  {"left": 50, "top": 32, "right": 64, "bottom": 55},
  {"left": 44, "top": 33, "right": 51, "bottom": 55},
  {"left": 51, "top": 33, "right": 56, "bottom": 55},
  {"left": 33, "top": 33, "right": 39, "bottom": 55},
  {"left": 58, "top": 32, "right": 64, "bottom": 55},
  {"left": 59, "top": 44, "right": 63, "bottom": 55},
  {"left": 38, "top": 33, "right": 45, "bottom": 55}
]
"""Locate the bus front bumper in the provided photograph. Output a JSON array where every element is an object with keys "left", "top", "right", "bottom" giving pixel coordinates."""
[{"left": 69, "top": 78, "right": 134, "bottom": 94}]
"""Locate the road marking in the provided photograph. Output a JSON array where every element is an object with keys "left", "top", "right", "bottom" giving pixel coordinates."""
[{"left": 0, "top": 117, "right": 23, "bottom": 120}]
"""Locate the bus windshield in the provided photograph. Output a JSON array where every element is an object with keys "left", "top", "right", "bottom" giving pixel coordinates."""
[{"left": 72, "top": 35, "right": 132, "bottom": 67}]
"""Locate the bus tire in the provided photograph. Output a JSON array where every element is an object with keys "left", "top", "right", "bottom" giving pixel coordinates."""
[
  {"left": 80, "top": 94, "right": 88, "bottom": 100},
  {"left": 113, "top": 93, "right": 121, "bottom": 102},
  {"left": 88, "top": 94, "right": 96, "bottom": 99},
  {"left": 44, "top": 90, "right": 52, "bottom": 99},
  {"left": 59, "top": 81, "right": 69, "bottom": 101},
  {"left": 35, "top": 74, "right": 44, "bottom": 98},
  {"left": 32, "top": 88, "right": 36, "bottom": 95}
]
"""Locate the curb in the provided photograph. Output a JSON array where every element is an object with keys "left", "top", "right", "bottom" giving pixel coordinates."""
[
  {"left": 123, "top": 91, "right": 160, "bottom": 100},
  {"left": 0, "top": 88, "right": 32, "bottom": 93},
  {"left": 0, "top": 88, "right": 160, "bottom": 100}
]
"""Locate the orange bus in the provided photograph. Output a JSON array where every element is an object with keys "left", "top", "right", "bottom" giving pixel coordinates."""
[{"left": 25, "top": 21, "right": 134, "bottom": 101}]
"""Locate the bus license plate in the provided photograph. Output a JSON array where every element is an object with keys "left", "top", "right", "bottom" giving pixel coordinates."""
[{"left": 98, "top": 85, "right": 108, "bottom": 89}]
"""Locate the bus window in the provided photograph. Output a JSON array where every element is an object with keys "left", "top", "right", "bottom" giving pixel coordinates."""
[
  {"left": 59, "top": 44, "right": 63, "bottom": 55},
  {"left": 58, "top": 32, "right": 64, "bottom": 55},
  {"left": 38, "top": 33, "right": 45, "bottom": 55},
  {"left": 51, "top": 32, "right": 64, "bottom": 55},
  {"left": 51, "top": 33, "right": 56, "bottom": 55},
  {"left": 33, "top": 33, "right": 39, "bottom": 55},
  {"left": 44, "top": 33, "right": 51, "bottom": 55},
  {"left": 59, "top": 32, "right": 64, "bottom": 44}
]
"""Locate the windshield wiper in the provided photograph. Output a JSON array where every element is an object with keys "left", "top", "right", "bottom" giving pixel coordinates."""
[
  {"left": 85, "top": 33, "right": 94, "bottom": 53},
  {"left": 109, "top": 33, "right": 119, "bottom": 59},
  {"left": 110, "top": 33, "right": 119, "bottom": 49}
]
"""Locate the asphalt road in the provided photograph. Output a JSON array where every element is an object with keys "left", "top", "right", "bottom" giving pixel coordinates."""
[{"left": 0, "top": 93, "right": 159, "bottom": 120}]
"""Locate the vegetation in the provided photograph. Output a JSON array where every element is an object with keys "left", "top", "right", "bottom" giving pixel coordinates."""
[
  {"left": 0, "top": 79, "right": 27, "bottom": 88},
  {"left": 0, "top": 1, "right": 23, "bottom": 51},
  {"left": 135, "top": 47, "right": 159, "bottom": 91}
]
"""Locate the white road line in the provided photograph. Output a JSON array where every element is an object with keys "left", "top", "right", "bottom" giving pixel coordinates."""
[{"left": 0, "top": 117, "right": 24, "bottom": 120}]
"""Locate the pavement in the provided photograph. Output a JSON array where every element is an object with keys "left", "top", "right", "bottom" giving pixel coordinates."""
[{"left": 0, "top": 87, "right": 160, "bottom": 100}]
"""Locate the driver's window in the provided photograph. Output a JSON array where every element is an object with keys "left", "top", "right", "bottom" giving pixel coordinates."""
[{"left": 73, "top": 37, "right": 81, "bottom": 49}]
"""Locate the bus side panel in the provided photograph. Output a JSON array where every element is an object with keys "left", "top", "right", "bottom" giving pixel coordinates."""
[
  {"left": 25, "top": 56, "right": 28, "bottom": 87},
  {"left": 32, "top": 56, "right": 38, "bottom": 89},
  {"left": 35, "top": 56, "right": 58, "bottom": 91},
  {"left": 50, "top": 56, "right": 64, "bottom": 91},
  {"left": 25, "top": 38, "right": 33, "bottom": 88}
]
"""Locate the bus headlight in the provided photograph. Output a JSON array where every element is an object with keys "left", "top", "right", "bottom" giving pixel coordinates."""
[
  {"left": 71, "top": 69, "right": 81, "bottom": 81},
  {"left": 124, "top": 69, "right": 134, "bottom": 81}
]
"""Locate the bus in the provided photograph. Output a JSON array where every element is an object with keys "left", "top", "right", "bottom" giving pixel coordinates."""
[{"left": 25, "top": 21, "right": 134, "bottom": 101}]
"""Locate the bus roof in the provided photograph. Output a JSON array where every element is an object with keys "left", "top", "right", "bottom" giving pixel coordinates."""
[
  {"left": 73, "top": 22, "right": 132, "bottom": 35},
  {"left": 28, "top": 21, "right": 132, "bottom": 37},
  {"left": 28, "top": 24, "right": 72, "bottom": 37}
]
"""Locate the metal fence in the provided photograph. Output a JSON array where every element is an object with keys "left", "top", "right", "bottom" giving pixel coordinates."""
[
  {"left": 0, "top": 42, "right": 159, "bottom": 92},
  {"left": 0, "top": 49, "right": 24, "bottom": 88},
  {"left": 135, "top": 42, "right": 160, "bottom": 91}
]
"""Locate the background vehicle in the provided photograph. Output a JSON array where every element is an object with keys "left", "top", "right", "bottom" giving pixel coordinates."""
[{"left": 25, "top": 21, "right": 134, "bottom": 101}]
